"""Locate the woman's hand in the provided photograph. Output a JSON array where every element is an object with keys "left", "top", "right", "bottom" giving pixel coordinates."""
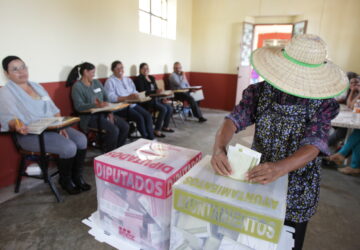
[
  {"left": 15, "top": 123, "right": 28, "bottom": 135},
  {"left": 95, "top": 98, "right": 108, "bottom": 108},
  {"left": 156, "top": 89, "right": 163, "bottom": 94},
  {"left": 10, "top": 119, "right": 28, "bottom": 135},
  {"left": 211, "top": 149, "right": 232, "bottom": 176},
  {"left": 129, "top": 93, "right": 139, "bottom": 99},
  {"left": 59, "top": 129, "right": 69, "bottom": 138},
  {"left": 246, "top": 162, "right": 283, "bottom": 184}
]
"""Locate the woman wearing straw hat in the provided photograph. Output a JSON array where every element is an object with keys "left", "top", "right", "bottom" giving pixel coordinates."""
[{"left": 211, "top": 34, "right": 348, "bottom": 250}]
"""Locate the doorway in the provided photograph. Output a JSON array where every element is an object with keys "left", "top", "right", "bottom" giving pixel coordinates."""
[
  {"left": 251, "top": 24, "right": 293, "bottom": 84},
  {"left": 236, "top": 20, "right": 307, "bottom": 104}
]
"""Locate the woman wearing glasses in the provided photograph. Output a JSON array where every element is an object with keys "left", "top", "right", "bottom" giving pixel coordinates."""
[{"left": 0, "top": 56, "right": 90, "bottom": 195}]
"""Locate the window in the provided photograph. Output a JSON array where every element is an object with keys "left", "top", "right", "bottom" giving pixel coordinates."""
[{"left": 139, "top": 0, "right": 176, "bottom": 39}]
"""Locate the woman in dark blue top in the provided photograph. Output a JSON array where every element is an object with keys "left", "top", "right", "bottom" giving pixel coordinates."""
[{"left": 134, "top": 63, "right": 174, "bottom": 137}]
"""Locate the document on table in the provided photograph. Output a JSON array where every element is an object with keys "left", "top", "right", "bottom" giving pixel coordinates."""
[
  {"left": 27, "top": 117, "right": 65, "bottom": 134},
  {"left": 161, "top": 90, "right": 173, "bottom": 96},
  {"left": 88, "top": 103, "right": 127, "bottom": 114},
  {"left": 227, "top": 144, "right": 261, "bottom": 181},
  {"left": 126, "top": 92, "right": 152, "bottom": 103}
]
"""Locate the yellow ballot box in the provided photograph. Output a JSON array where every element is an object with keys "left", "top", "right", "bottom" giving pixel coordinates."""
[
  {"left": 170, "top": 155, "right": 289, "bottom": 250},
  {"left": 93, "top": 139, "right": 202, "bottom": 250}
]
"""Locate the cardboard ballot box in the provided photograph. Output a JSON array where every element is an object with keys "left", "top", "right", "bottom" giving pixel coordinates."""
[
  {"left": 94, "top": 139, "right": 202, "bottom": 250},
  {"left": 170, "top": 156, "right": 288, "bottom": 250}
]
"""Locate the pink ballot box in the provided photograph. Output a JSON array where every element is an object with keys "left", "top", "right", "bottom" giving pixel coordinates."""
[{"left": 94, "top": 139, "right": 202, "bottom": 250}]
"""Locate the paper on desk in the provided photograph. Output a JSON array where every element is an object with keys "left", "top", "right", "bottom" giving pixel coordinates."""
[
  {"left": 89, "top": 103, "right": 126, "bottom": 114},
  {"left": 227, "top": 144, "right": 261, "bottom": 181},
  {"left": 138, "top": 91, "right": 146, "bottom": 99},
  {"left": 27, "top": 117, "right": 64, "bottom": 134},
  {"left": 161, "top": 90, "right": 173, "bottom": 96},
  {"left": 49, "top": 117, "right": 68, "bottom": 126}
]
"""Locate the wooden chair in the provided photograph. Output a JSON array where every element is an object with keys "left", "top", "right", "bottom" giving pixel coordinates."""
[
  {"left": 87, "top": 127, "right": 107, "bottom": 150},
  {"left": 0, "top": 131, "right": 60, "bottom": 199},
  {"left": 156, "top": 79, "right": 165, "bottom": 90},
  {"left": 156, "top": 79, "right": 178, "bottom": 127}
]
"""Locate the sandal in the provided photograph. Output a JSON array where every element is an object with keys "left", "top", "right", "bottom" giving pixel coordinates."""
[
  {"left": 154, "top": 131, "right": 166, "bottom": 138},
  {"left": 338, "top": 166, "right": 360, "bottom": 175},
  {"left": 326, "top": 153, "right": 345, "bottom": 166},
  {"left": 162, "top": 128, "right": 175, "bottom": 133}
]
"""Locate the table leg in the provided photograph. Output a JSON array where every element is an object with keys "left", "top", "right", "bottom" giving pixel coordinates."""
[
  {"left": 98, "top": 113, "right": 103, "bottom": 149},
  {"left": 344, "top": 128, "right": 353, "bottom": 166},
  {"left": 39, "top": 133, "right": 63, "bottom": 202}
]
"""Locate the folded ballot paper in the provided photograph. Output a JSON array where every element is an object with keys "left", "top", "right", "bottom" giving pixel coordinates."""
[
  {"left": 93, "top": 139, "right": 202, "bottom": 250},
  {"left": 227, "top": 144, "right": 261, "bottom": 181},
  {"left": 170, "top": 155, "right": 290, "bottom": 250}
]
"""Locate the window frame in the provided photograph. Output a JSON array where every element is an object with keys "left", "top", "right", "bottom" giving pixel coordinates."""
[{"left": 139, "top": 0, "right": 168, "bottom": 37}]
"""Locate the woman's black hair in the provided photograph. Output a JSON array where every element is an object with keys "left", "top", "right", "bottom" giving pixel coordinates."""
[
  {"left": 139, "top": 62, "right": 148, "bottom": 74},
  {"left": 2, "top": 55, "right": 22, "bottom": 72},
  {"left": 111, "top": 60, "right": 122, "bottom": 71},
  {"left": 66, "top": 62, "right": 95, "bottom": 87},
  {"left": 347, "top": 72, "right": 358, "bottom": 81}
]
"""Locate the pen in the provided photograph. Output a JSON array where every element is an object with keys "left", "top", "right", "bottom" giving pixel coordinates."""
[{"left": 14, "top": 117, "right": 21, "bottom": 128}]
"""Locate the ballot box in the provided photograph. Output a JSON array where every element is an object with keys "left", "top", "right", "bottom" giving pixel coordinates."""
[
  {"left": 170, "top": 155, "right": 289, "bottom": 250},
  {"left": 94, "top": 139, "right": 202, "bottom": 250}
]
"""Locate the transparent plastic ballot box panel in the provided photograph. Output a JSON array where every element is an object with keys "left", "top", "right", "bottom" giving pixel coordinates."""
[
  {"left": 170, "top": 155, "right": 288, "bottom": 250},
  {"left": 94, "top": 139, "right": 202, "bottom": 250}
]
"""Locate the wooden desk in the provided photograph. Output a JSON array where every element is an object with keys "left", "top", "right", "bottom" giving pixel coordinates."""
[
  {"left": 47, "top": 117, "right": 80, "bottom": 130},
  {"left": 81, "top": 103, "right": 129, "bottom": 114},
  {"left": 125, "top": 97, "right": 151, "bottom": 104},
  {"left": 173, "top": 86, "right": 202, "bottom": 93},
  {"left": 149, "top": 91, "right": 174, "bottom": 98},
  {"left": 173, "top": 89, "right": 189, "bottom": 93}
]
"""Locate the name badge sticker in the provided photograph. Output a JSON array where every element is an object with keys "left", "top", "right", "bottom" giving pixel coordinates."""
[
  {"left": 41, "top": 96, "right": 51, "bottom": 101},
  {"left": 93, "top": 88, "right": 101, "bottom": 93}
]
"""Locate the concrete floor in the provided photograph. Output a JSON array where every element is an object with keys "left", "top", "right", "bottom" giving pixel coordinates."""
[{"left": 0, "top": 109, "right": 359, "bottom": 250}]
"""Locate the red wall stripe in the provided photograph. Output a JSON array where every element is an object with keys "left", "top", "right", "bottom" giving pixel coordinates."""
[{"left": 189, "top": 72, "right": 237, "bottom": 111}]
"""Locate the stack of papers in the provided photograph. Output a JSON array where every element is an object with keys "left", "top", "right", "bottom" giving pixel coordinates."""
[
  {"left": 138, "top": 91, "right": 146, "bottom": 99},
  {"left": 27, "top": 117, "right": 65, "bottom": 134},
  {"left": 89, "top": 103, "right": 127, "bottom": 114},
  {"left": 188, "top": 86, "right": 202, "bottom": 89},
  {"left": 126, "top": 91, "right": 151, "bottom": 102},
  {"left": 227, "top": 144, "right": 261, "bottom": 181}
]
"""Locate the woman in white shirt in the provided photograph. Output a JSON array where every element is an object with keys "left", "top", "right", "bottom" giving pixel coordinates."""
[{"left": 104, "top": 61, "right": 154, "bottom": 140}]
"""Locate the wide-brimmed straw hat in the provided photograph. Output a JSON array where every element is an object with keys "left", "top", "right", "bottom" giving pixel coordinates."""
[{"left": 251, "top": 34, "right": 349, "bottom": 99}]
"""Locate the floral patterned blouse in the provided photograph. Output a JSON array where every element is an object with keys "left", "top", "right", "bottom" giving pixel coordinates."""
[
  {"left": 227, "top": 81, "right": 339, "bottom": 156},
  {"left": 226, "top": 81, "right": 339, "bottom": 223}
]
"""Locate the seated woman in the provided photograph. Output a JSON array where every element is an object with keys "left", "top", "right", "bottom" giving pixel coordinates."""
[
  {"left": 134, "top": 63, "right": 174, "bottom": 138},
  {"left": 0, "top": 56, "right": 90, "bottom": 194},
  {"left": 328, "top": 129, "right": 360, "bottom": 175},
  {"left": 104, "top": 61, "right": 154, "bottom": 140},
  {"left": 328, "top": 74, "right": 359, "bottom": 152},
  {"left": 66, "top": 62, "right": 129, "bottom": 152},
  {"left": 328, "top": 77, "right": 360, "bottom": 175},
  {"left": 345, "top": 76, "right": 360, "bottom": 109}
]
